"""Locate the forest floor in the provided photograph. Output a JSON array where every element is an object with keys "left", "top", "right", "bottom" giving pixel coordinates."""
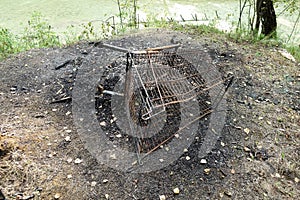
[{"left": 0, "top": 29, "right": 299, "bottom": 200}]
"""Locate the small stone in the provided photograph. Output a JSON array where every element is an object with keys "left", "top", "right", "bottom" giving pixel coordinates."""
[
  {"left": 105, "top": 194, "right": 109, "bottom": 199},
  {"left": 52, "top": 108, "right": 57, "bottom": 112},
  {"left": 110, "top": 154, "right": 117, "bottom": 160},
  {"left": 186, "top": 156, "right": 191, "bottom": 160},
  {"left": 243, "top": 128, "right": 250, "bottom": 134},
  {"left": 74, "top": 158, "right": 83, "bottom": 164},
  {"left": 183, "top": 148, "right": 188, "bottom": 153},
  {"left": 65, "top": 136, "right": 71, "bottom": 142},
  {"left": 174, "top": 134, "right": 179, "bottom": 138},
  {"left": 200, "top": 159, "right": 207, "bottom": 164},
  {"left": 67, "top": 158, "right": 73, "bottom": 163},
  {"left": 23, "top": 195, "right": 34, "bottom": 199},
  {"left": 258, "top": 116, "right": 264, "bottom": 120},
  {"left": 110, "top": 117, "right": 117, "bottom": 123},
  {"left": 159, "top": 195, "right": 166, "bottom": 200},
  {"left": 100, "top": 121, "right": 107, "bottom": 126},
  {"left": 244, "top": 146, "right": 251, "bottom": 152},
  {"left": 275, "top": 173, "right": 281, "bottom": 178},
  {"left": 231, "top": 169, "right": 236, "bottom": 174},
  {"left": 65, "top": 111, "right": 71, "bottom": 116},
  {"left": 173, "top": 187, "right": 180, "bottom": 194},
  {"left": 204, "top": 168, "right": 211, "bottom": 174},
  {"left": 102, "top": 179, "right": 108, "bottom": 183},
  {"left": 132, "top": 160, "right": 137, "bottom": 165},
  {"left": 65, "top": 129, "right": 72, "bottom": 133},
  {"left": 219, "top": 192, "right": 224, "bottom": 198},
  {"left": 54, "top": 193, "right": 60, "bottom": 199},
  {"left": 159, "top": 159, "right": 164, "bottom": 162},
  {"left": 67, "top": 174, "right": 72, "bottom": 179},
  {"left": 91, "top": 181, "right": 97, "bottom": 187},
  {"left": 295, "top": 177, "right": 299, "bottom": 183},
  {"left": 224, "top": 191, "right": 232, "bottom": 197},
  {"left": 221, "top": 141, "right": 225, "bottom": 147},
  {"left": 116, "top": 134, "right": 122, "bottom": 138}
]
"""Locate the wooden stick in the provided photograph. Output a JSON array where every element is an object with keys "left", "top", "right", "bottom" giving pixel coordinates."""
[{"left": 51, "top": 97, "right": 72, "bottom": 103}]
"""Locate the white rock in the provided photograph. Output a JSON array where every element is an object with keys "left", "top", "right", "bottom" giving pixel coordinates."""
[
  {"left": 102, "top": 179, "right": 108, "bottom": 183},
  {"left": 186, "top": 156, "right": 191, "bottom": 160},
  {"left": 159, "top": 195, "right": 166, "bottom": 200},
  {"left": 54, "top": 193, "right": 60, "bottom": 199},
  {"left": 91, "top": 181, "right": 97, "bottom": 187},
  {"left": 243, "top": 128, "right": 250, "bottom": 134},
  {"left": 173, "top": 187, "right": 180, "bottom": 194},
  {"left": 200, "top": 159, "right": 207, "bottom": 164},
  {"left": 231, "top": 169, "right": 236, "bottom": 174},
  {"left": 100, "top": 121, "right": 107, "bottom": 126},
  {"left": 204, "top": 168, "right": 211, "bottom": 174},
  {"left": 244, "top": 146, "right": 251, "bottom": 152},
  {"left": 74, "top": 158, "right": 83, "bottom": 164},
  {"left": 65, "top": 136, "right": 71, "bottom": 142},
  {"left": 105, "top": 194, "right": 109, "bottom": 199},
  {"left": 110, "top": 154, "right": 117, "bottom": 160}
]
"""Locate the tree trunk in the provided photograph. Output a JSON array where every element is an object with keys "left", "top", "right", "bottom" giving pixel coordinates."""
[{"left": 255, "top": 0, "right": 277, "bottom": 37}]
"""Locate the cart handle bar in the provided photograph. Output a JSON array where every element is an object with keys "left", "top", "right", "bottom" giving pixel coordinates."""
[{"left": 98, "top": 42, "right": 181, "bottom": 54}]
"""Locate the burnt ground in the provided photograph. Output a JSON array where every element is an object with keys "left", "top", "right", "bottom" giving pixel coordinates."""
[{"left": 0, "top": 29, "right": 299, "bottom": 200}]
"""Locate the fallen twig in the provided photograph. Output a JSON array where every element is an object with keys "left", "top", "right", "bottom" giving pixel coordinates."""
[
  {"left": 51, "top": 96, "right": 72, "bottom": 103},
  {"left": 55, "top": 59, "right": 72, "bottom": 70}
]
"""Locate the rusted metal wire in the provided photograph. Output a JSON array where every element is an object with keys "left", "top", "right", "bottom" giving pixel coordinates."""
[{"left": 98, "top": 43, "right": 232, "bottom": 164}]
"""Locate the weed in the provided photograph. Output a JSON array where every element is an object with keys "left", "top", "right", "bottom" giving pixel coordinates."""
[
  {"left": 284, "top": 45, "right": 300, "bottom": 62},
  {"left": 21, "top": 11, "right": 60, "bottom": 49},
  {"left": 0, "top": 27, "right": 15, "bottom": 59}
]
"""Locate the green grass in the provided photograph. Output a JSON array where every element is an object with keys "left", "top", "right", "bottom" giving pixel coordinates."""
[
  {"left": 0, "top": 12, "right": 61, "bottom": 60},
  {"left": 0, "top": 11, "right": 299, "bottom": 62},
  {"left": 285, "top": 45, "right": 300, "bottom": 62}
]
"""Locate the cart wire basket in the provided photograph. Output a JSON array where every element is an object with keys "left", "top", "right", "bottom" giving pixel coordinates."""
[{"left": 94, "top": 43, "right": 233, "bottom": 166}]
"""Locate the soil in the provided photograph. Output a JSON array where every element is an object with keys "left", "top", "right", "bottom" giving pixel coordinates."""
[{"left": 0, "top": 29, "right": 299, "bottom": 200}]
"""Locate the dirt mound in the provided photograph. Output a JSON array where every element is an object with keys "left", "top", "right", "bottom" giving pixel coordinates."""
[{"left": 0, "top": 29, "right": 299, "bottom": 199}]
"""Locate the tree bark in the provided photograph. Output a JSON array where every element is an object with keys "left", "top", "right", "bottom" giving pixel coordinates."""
[{"left": 255, "top": 0, "right": 277, "bottom": 37}]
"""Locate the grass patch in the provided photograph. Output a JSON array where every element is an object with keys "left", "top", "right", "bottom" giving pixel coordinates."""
[
  {"left": 0, "top": 12, "right": 61, "bottom": 60},
  {"left": 0, "top": 11, "right": 299, "bottom": 63},
  {"left": 284, "top": 45, "right": 300, "bottom": 62}
]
